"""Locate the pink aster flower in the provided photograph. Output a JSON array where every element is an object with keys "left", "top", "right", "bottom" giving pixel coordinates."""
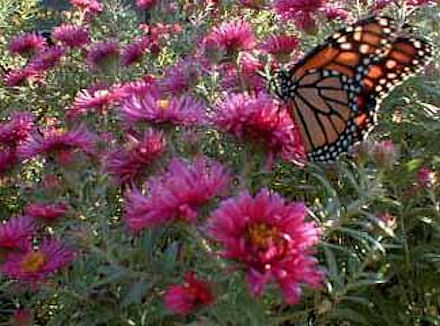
[
  {"left": 113, "top": 77, "right": 159, "bottom": 101},
  {"left": 18, "top": 127, "right": 96, "bottom": 162},
  {"left": 106, "top": 129, "right": 166, "bottom": 184},
  {"left": 69, "top": 87, "right": 116, "bottom": 118},
  {"left": 87, "top": 41, "right": 120, "bottom": 70},
  {"left": 0, "top": 216, "right": 35, "bottom": 251},
  {"left": 4, "top": 68, "right": 36, "bottom": 87},
  {"left": 121, "top": 38, "right": 150, "bottom": 66},
  {"left": 274, "top": 0, "right": 326, "bottom": 30},
  {"left": 204, "top": 20, "right": 256, "bottom": 56},
  {"left": 24, "top": 202, "right": 69, "bottom": 220},
  {"left": 52, "top": 24, "right": 89, "bottom": 48},
  {"left": 417, "top": 167, "right": 436, "bottom": 188},
  {"left": 324, "top": 4, "right": 349, "bottom": 20},
  {"left": 9, "top": 33, "right": 47, "bottom": 57},
  {"left": 207, "top": 189, "right": 323, "bottom": 304},
  {"left": 160, "top": 59, "right": 201, "bottom": 95},
  {"left": 1, "top": 238, "right": 75, "bottom": 284},
  {"left": 136, "top": 0, "right": 157, "bottom": 10},
  {"left": 11, "top": 308, "right": 33, "bottom": 326},
  {"left": 0, "top": 149, "right": 18, "bottom": 174},
  {"left": 70, "top": 0, "right": 103, "bottom": 14},
  {"left": 261, "top": 35, "right": 300, "bottom": 59},
  {"left": 213, "top": 92, "right": 305, "bottom": 163},
  {"left": 0, "top": 112, "right": 34, "bottom": 147},
  {"left": 121, "top": 91, "right": 206, "bottom": 126},
  {"left": 124, "top": 157, "right": 230, "bottom": 230},
  {"left": 27, "top": 46, "right": 65, "bottom": 72},
  {"left": 164, "top": 272, "right": 214, "bottom": 315}
]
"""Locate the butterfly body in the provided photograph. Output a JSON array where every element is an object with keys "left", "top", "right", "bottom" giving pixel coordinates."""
[{"left": 272, "top": 16, "right": 433, "bottom": 162}]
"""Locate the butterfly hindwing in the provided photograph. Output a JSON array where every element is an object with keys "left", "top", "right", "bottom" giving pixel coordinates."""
[{"left": 274, "top": 15, "right": 433, "bottom": 162}]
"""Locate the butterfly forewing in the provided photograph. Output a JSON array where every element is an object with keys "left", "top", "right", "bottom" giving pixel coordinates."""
[{"left": 276, "top": 15, "right": 433, "bottom": 162}]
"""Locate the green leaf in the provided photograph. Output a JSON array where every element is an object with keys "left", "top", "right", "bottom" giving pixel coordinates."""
[{"left": 121, "top": 279, "right": 152, "bottom": 306}]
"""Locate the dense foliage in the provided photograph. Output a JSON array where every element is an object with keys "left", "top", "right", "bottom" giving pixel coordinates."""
[{"left": 0, "top": 0, "right": 439, "bottom": 325}]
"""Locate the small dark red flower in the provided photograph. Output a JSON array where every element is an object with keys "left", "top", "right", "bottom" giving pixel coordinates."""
[{"left": 164, "top": 272, "right": 214, "bottom": 315}]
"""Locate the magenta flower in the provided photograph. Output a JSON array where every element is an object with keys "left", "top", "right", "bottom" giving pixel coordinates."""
[
  {"left": 204, "top": 20, "right": 256, "bottom": 56},
  {"left": 105, "top": 129, "right": 166, "bottom": 184},
  {"left": 52, "top": 24, "right": 89, "bottom": 48},
  {"left": 4, "top": 68, "right": 36, "bottom": 87},
  {"left": 160, "top": 59, "right": 201, "bottom": 95},
  {"left": 274, "top": 0, "right": 326, "bottom": 29},
  {"left": 28, "top": 46, "right": 65, "bottom": 72},
  {"left": 121, "top": 91, "right": 206, "bottom": 126},
  {"left": 1, "top": 238, "right": 75, "bottom": 284},
  {"left": 207, "top": 189, "right": 323, "bottom": 304},
  {"left": 164, "top": 272, "right": 214, "bottom": 315},
  {"left": 70, "top": 0, "right": 103, "bottom": 14},
  {"left": 0, "top": 112, "right": 34, "bottom": 147},
  {"left": 113, "top": 77, "right": 159, "bottom": 101},
  {"left": 69, "top": 87, "right": 116, "bottom": 118},
  {"left": 124, "top": 157, "right": 230, "bottom": 230},
  {"left": 261, "top": 35, "right": 300, "bottom": 58},
  {"left": 18, "top": 127, "right": 97, "bottom": 162},
  {"left": 0, "top": 149, "right": 18, "bottom": 174},
  {"left": 136, "top": 0, "right": 157, "bottom": 10},
  {"left": 324, "top": 4, "right": 349, "bottom": 20},
  {"left": 417, "top": 167, "right": 436, "bottom": 188},
  {"left": 9, "top": 33, "right": 46, "bottom": 57},
  {"left": 87, "top": 41, "right": 120, "bottom": 69},
  {"left": 11, "top": 308, "right": 33, "bottom": 326},
  {"left": 0, "top": 216, "right": 35, "bottom": 251},
  {"left": 121, "top": 38, "right": 150, "bottom": 66},
  {"left": 25, "top": 202, "right": 69, "bottom": 220},
  {"left": 213, "top": 92, "right": 305, "bottom": 163}
]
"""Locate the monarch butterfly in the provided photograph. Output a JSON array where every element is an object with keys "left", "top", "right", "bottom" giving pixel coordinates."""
[{"left": 270, "top": 15, "right": 433, "bottom": 162}]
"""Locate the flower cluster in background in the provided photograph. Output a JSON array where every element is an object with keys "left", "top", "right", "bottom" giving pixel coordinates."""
[{"left": 0, "top": 0, "right": 439, "bottom": 324}]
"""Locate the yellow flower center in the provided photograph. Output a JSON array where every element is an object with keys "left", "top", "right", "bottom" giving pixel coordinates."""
[
  {"left": 21, "top": 251, "right": 46, "bottom": 273},
  {"left": 156, "top": 99, "right": 170, "bottom": 110},
  {"left": 247, "top": 223, "right": 279, "bottom": 250}
]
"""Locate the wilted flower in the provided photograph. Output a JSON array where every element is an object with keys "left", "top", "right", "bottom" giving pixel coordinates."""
[
  {"left": 27, "top": 46, "right": 65, "bottom": 72},
  {"left": 220, "top": 64, "right": 266, "bottom": 94},
  {"left": 1, "top": 238, "right": 75, "bottom": 284},
  {"left": 105, "top": 129, "right": 166, "bottom": 184},
  {"left": 0, "top": 112, "right": 34, "bottom": 147},
  {"left": 213, "top": 92, "right": 305, "bottom": 163},
  {"left": 136, "top": 0, "right": 157, "bottom": 10},
  {"left": 52, "top": 24, "right": 89, "bottom": 48},
  {"left": 274, "top": 0, "right": 326, "bottom": 30},
  {"left": 121, "top": 91, "right": 206, "bottom": 126},
  {"left": 25, "top": 202, "right": 69, "bottom": 220},
  {"left": 0, "top": 216, "right": 35, "bottom": 251},
  {"left": 240, "top": 0, "right": 267, "bottom": 9},
  {"left": 164, "top": 272, "right": 214, "bottom": 315},
  {"left": 376, "top": 212, "right": 397, "bottom": 236},
  {"left": 207, "top": 189, "right": 323, "bottom": 304},
  {"left": 87, "top": 41, "right": 120, "bottom": 70},
  {"left": 124, "top": 157, "right": 230, "bottom": 230},
  {"left": 10, "top": 309, "right": 33, "bottom": 326},
  {"left": 121, "top": 38, "right": 150, "bottom": 66},
  {"left": 417, "top": 167, "right": 436, "bottom": 188},
  {"left": 18, "top": 127, "right": 96, "bottom": 163},
  {"left": 9, "top": 33, "right": 46, "bottom": 57},
  {"left": 371, "top": 140, "right": 398, "bottom": 168},
  {"left": 204, "top": 20, "right": 256, "bottom": 57}
]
